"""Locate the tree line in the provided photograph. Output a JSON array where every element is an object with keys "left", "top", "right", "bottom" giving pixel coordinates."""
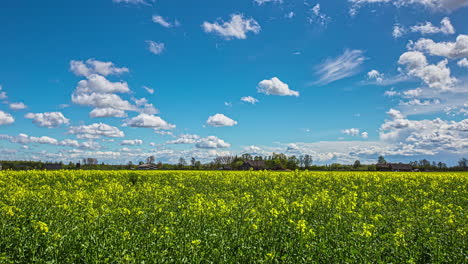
[{"left": 1, "top": 155, "right": 467, "bottom": 171}]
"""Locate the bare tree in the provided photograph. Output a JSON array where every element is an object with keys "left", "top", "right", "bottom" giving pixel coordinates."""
[{"left": 146, "top": 156, "right": 155, "bottom": 164}]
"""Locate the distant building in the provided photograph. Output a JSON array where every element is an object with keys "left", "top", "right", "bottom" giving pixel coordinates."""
[
  {"left": 137, "top": 164, "right": 158, "bottom": 170},
  {"left": 376, "top": 163, "right": 413, "bottom": 172},
  {"left": 241, "top": 160, "right": 266, "bottom": 170},
  {"left": 44, "top": 163, "right": 63, "bottom": 170}
]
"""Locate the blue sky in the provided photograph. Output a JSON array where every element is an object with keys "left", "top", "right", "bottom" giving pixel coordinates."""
[{"left": 0, "top": 0, "right": 467, "bottom": 164}]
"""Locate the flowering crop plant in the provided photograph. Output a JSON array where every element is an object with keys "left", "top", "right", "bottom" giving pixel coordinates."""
[{"left": 0, "top": 170, "right": 466, "bottom": 263}]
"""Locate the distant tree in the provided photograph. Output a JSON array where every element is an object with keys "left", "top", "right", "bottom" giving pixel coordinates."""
[
  {"left": 191, "top": 157, "right": 196, "bottom": 167},
  {"left": 146, "top": 156, "right": 155, "bottom": 164},
  {"left": 437, "top": 162, "right": 447, "bottom": 169},
  {"left": 303, "top": 155, "right": 313, "bottom": 168},
  {"left": 241, "top": 154, "right": 253, "bottom": 161},
  {"left": 178, "top": 157, "right": 186, "bottom": 166},
  {"left": 353, "top": 160, "right": 361, "bottom": 168},
  {"left": 138, "top": 161, "right": 144, "bottom": 165},
  {"left": 458, "top": 158, "right": 467, "bottom": 168},
  {"left": 377, "top": 156, "right": 387, "bottom": 164},
  {"left": 299, "top": 155, "right": 305, "bottom": 168}
]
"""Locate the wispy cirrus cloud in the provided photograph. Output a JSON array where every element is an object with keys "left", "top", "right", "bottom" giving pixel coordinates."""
[{"left": 314, "top": 49, "right": 366, "bottom": 85}]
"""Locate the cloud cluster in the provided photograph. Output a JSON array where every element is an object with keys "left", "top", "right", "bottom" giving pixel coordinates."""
[
  {"left": 9, "top": 102, "right": 27, "bottom": 110},
  {"left": 410, "top": 17, "right": 455, "bottom": 35},
  {"left": 0, "top": 133, "right": 100, "bottom": 150},
  {"left": 350, "top": 0, "right": 468, "bottom": 15},
  {"left": 257, "top": 77, "right": 299, "bottom": 96},
  {"left": 70, "top": 59, "right": 129, "bottom": 77},
  {"left": 202, "top": 14, "right": 261, "bottom": 40},
  {"left": 25, "top": 112, "right": 70, "bottom": 128},
  {"left": 398, "top": 51, "right": 456, "bottom": 91},
  {"left": 206, "top": 114, "right": 238, "bottom": 127},
  {"left": 167, "top": 134, "right": 231, "bottom": 149},
  {"left": 410, "top": 34, "right": 468, "bottom": 59},
  {"left": 68, "top": 123, "right": 125, "bottom": 139},
  {"left": 121, "top": 139, "right": 143, "bottom": 145}
]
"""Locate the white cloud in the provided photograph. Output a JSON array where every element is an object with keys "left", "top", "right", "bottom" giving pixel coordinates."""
[
  {"left": 285, "top": 12, "right": 295, "bottom": 19},
  {"left": 25, "top": 112, "right": 70, "bottom": 128},
  {"left": 195, "top": 136, "right": 231, "bottom": 149},
  {"left": 121, "top": 139, "right": 143, "bottom": 145},
  {"left": 379, "top": 110, "right": 468, "bottom": 154},
  {"left": 257, "top": 77, "right": 299, "bottom": 97},
  {"left": 402, "top": 88, "right": 423, "bottom": 97},
  {"left": 166, "top": 134, "right": 201, "bottom": 144},
  {"left": 68, "top": 123, "right": 125, "bottom": 139},
  {"left": 70, "top": 59, "right": 129, "bottom": 77},
  {"left": 113, "top": 0, "right": 149, "bottom": 4},
  {"left": 410, "top": 17, "right": 455, "bottom": 35},
  {"left": 361, "top": 132, "right": 369, "bottom": 139},
  {"left": 124, "top": 113, "right": 175, "bottom": 130},
  {"left": 398, "top": 51, "right": 457, "bottom": 91},
  {"left": 410, "top": 34, "right": 468, "bottom": 59},
  {"left": 9, "top": 102, "right": 27, "bottom": 110},
  {"left": 75, "top": 74, "right": 130, "bottom": 94},
  {"left": 387, "top": 108, "right": 406, "bottom": 119},
  {"left": 147, "top": 40, "right": 165, "bottom": 55},
  {"left": 0, "top": 85, "right": 7, "bottom": 99},
  {"left": 89, "top": 108, "right": 127, "bottom": 118},
  {"left": 206, "top": 114, "right": 238, "bottom": 127},
  {"left": 72, "top": 92, "right": 134, "bottom": 111},
  {"left": 349, "top": 0, "right": 468, "bottom": 15},
  {"left": 393, "top": 24, "right": 406, "bottom": 38},
  {"left": 0, "top": 111, "right": 14, "bottom": 125},
  {"left": 152, "top": 15, "right": 178, "bottom": 28},
  {"left": 315, "top": 49, "right": 366, "bottom": 85},
  {"left": 342, "top": 128, "right": 360, "bottom": 136},
  {"left": 457, "top": 58, "right": 468, "bottom": 68},
  {"left": 0, "top": 133, "right": 99, "bottom": 150},
  {"left": 367, "top": 70, "right": 384, "bottom": 83},
  {"left": 202, "top": 14, "right": 261, "bottom": 40},
  {"left": 241, "top": 96, "right": 259, "bottom": 104},
  {"left": 143, "top": 86, "right": 154, "bottom": 94},
  {"left": 308, "top": 4, "right": 330, "bottom": 26},
  {"left": 254, "top": 0, "right": 283, "bottom": 5}
]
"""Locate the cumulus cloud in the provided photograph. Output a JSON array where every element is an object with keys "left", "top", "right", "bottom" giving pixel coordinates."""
[
  {"left": 0, "top": 111, "right": 14, "bottom": 125},
  {"left": 410, "top": 17, "right": 455, "bottom": 35},
  {"left": 379, "top": 110, "right": 468, "bottom": 154},
  {"left": 206, "top": 114, "right": 238, "bottom": 127},
  {"left": 147, "top": 40, "right": 165, "bottom": 55},
  {"left": 89, "top": 108, "right": 127, "bottom": 118},
  {"left": 70, "top": 59, "right": 129, "bottom": 77},
  {"left": 410, "top": 34, "right": 468, "bottom": 59},
  {"left": 68, "top": 123, "right": 125, "bottom": 139},
  {"left": 0, "top": 133, "right": 100, "bottom": 150},
  {"left": 9, "top": 102, "right": 27, "bottom": 110},
  {"left": 458, "top": 58, "right": 468, "bottom": 68},
  {"left": 393, "top": 24, "right": 406, "bottom": 38},
  {"left": 113, "top": 0, "right": 149, "bottom": 5},
  {"left": 315, "top": 49, "right": 366, "bottom": 85},
  {"left": 367, "top": 70, "right": 384, "bottom": 83},
  {"left": 257, "top": 77, "right": 299, "bottom": 97},
  {"left": 202, "top": 14, "right": 261, "bottom": 40},
  {"left": 342, "top": 128, "right": 360, "bottom": 136},
  {"left": 195, "top": 136, "right": 231, "bottom": 149},
  {"left": 398, "top": 51, "right": 457, "bottom": 90},
  {"left": 349, "top": 0, "right": 468, "bottom": 15},
  {"left": 361, "top": 132, "right": 369, "bottom": 139},
  {"left": 241, "top": 96, "right": 259, "bottom": 104},
  {"left": 25, "top": 112, "right": 70, "bottom": 128},
  {"left": 124, "top": 113, "right": 175, "bottom": 130},
  {"left": 166, "top": 134, "right": 201, "bottom": 144},
  {"left": 121, "top": 139, "right": 143, "bottom": 145}
]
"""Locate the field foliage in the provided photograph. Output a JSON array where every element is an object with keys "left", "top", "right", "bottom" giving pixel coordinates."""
[{"left": 0, "top": 170, "right": 467, "bottom": 263}]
